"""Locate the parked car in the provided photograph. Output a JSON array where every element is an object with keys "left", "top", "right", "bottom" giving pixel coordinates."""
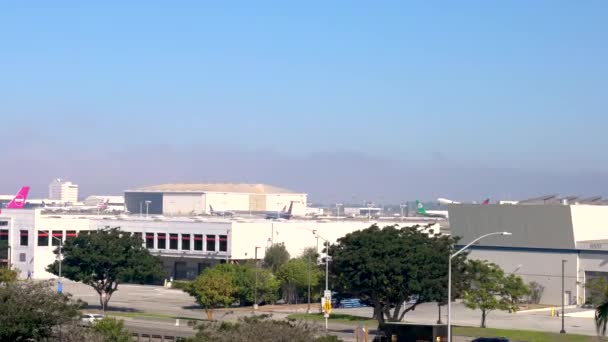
[{"left": 79, "top": 313, "right": 104, "bottom": 326}]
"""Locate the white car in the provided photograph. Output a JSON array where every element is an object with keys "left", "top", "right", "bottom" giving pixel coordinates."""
[{"left": 80, "top": 313, "right": 104, "bottom": 326}]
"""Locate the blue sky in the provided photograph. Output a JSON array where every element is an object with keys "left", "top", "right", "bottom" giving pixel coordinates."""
[{"left": 1, "top": 1, "right": 607, "bottom": 201}]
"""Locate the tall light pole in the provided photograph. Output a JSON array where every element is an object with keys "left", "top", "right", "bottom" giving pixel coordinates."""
[
  {"left": 313, "top": 232, "right": 331, "bottom": 330},
  {"left": 254, "top": 246, "right": 261, "bottom": 311},
  {"left": 307, "top": 251, "right": 312, "bottom": 314},
  {"left": 561, "top": 259, "right": 567, "bottom": 334},
  {"left": 145, "top": 200, "right": 152, "bottom": 217},
  {"left": 400, "top": 204, "right": 407, "bottom": 222},
  {"left": 448, "top": 231, "right": 512, "bottom": 342}
]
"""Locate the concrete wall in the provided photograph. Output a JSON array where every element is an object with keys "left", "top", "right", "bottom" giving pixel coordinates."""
[
  {"left": 448, "top": 204, "right": 576, "bottom": 249},
  {"left": 571, "top": 205, "right": 608, "bottom": 242},
  {"left": 229, "top": 220, "right": 439, "bottom": 260},
  {"left": 0, "top": 209, "right": 36, "bottom": 279},
  {"left": 264, "top": 194, "right": 308, "bottom": 216},
  {"left": 204, "top": 192, "right": 250, "bottom": 213},
  {"left": 468, "top": 248, "right": 579, "bottom": 305},
  {"left": 163, "top": 193, "right": 204, "bottom": 215}
]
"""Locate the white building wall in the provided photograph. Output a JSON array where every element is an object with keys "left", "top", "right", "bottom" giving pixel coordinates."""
[
  {"left": 163, "top": 193, "right": 205, "bottom": 215},
  {"left": 468, "top": 249, "right": 579, "bottom": 305},
  {"left": 264, "top": 194, "right": 307, "bottom": 216},
  {"left": 229, "top": 220, "right": 439, "bottom": 260},
  {"left": 0, "top": 209, "right": 37, "bottom": 279},
  {"left": 204, "top": 192, "right": 250, "bottom": 213},
  {"left": 571, "top": 205, "right": 608, "bottom": 242}
]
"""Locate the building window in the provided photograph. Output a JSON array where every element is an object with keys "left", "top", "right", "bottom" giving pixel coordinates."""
[
  {"left": 194, "top": 234, "right": 203, "bottom": 251},
  {"left": 66, "top": 230, "right": 77, "bottom": 240},
  {"left": 181, "top": 234, "right": 190, "bottom": 250},
  {"left": 0, "top": 229, "right": 8, "bottom": 243},
  {"left": 19, "top": 253, "right": 26, "bottom": 262},
  {"left": 20, "top": 230, "right": 28, "bottom": 246},
  {"left": 219, "top": 235, "right": 227, "bottom": 252},
  {"left": 0, "top": 221, "right": 7, "bottom": 226},
  {"left": 145, "top": 233, "right": 155, "bottom": 249},
  {"left": 38, "top": 231, "right": 49, "bottom": 246},
  {"left": 169, "top": 233, "right": 178, "bottom": 250},
  {"left": 52, "top": 231, "right": 63, "bottom": 246},
  {"left": 206, "top": 235, "right": 216, "bottom": 252},
  {"left": 157, "top": 233, "right": 166, "bottom": 249}
]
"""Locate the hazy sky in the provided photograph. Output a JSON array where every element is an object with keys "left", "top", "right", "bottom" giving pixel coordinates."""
[{"left": 1, "top": 1, "right": 607, "bottom": 203}]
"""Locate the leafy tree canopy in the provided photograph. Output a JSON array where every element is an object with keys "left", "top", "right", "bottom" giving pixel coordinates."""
[
  {"left": 0, "top": 280, "right": 84, "bottom": 341},
  {"left": 278, "top": 258, "right": 322, "bottom": 304},
  {"left": 329, "top": 224, "right": 466, "bottom": 324},
  {"left": 46, "top": 227, "right": 164, "bottom": 311},
  {"left": 463, "top": 260, "right": 530, "bottom": 328},
  {"left": 264, "top": 243, "right": 290, "bottom": 273},
  {"left": 185, "top": 266, "right": 238, "bottom": 319}
]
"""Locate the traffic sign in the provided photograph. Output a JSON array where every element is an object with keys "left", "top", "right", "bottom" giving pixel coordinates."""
[{"left": 324, "top": 290, "right": 332, "bottom": 299}]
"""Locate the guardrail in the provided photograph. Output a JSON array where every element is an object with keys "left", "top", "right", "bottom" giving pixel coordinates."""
[{"left": 130, "top": 332, "right": 187, "bottom": 341}]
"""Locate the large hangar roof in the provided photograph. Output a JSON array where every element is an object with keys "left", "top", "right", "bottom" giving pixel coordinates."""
[{"left": 128, "top": 183, "right": 300, "bottom": 194}]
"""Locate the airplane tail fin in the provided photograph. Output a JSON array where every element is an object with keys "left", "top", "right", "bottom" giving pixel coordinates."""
[
  {"left": 415, "top": 200, "right": 427, "bottom": 215},
  {"left": 209, "top": 205, "right": 214, "bottom": 213},
  {"left": 282, "top": 205, "right": 287, "bottom": 212},
  {"left": 6, "top": 186, "right": 30, "bottom": 209},
  {"left": 482, "top": 198, "right": 490, "bottom": 205},
  {"left": 287, "top": 201, "right": 294, "bottom": 214}
]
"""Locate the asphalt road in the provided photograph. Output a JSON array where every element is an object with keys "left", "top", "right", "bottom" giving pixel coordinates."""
[{"left": 60, "top": 280, "right": 598, "bottom": 339}]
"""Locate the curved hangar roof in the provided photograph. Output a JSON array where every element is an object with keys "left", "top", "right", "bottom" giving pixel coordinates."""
[{"left": 128, "top": 183, "right": 299, "bottom": 194}]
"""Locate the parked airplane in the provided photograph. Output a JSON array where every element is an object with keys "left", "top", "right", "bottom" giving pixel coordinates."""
[
  {"left": 415, "top": 200, "right": 448, "bottom": 218},
  {"left": 42, "top": 199, "right": 109, "bottom": 212},
  {"left": 0, "top": 186, "right": 31, "bottom": 213},
  {"left": 437, "top": 198, "right": 490, "bottom": 205},
  {"left": 209, "top": 205, "right": 234, "bottom": 217},
  {"left": 266, "top": 201, "right": 295, "bottom": 220}
]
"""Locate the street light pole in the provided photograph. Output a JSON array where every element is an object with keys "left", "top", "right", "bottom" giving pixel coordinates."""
[
  {"left": 307, "top": 253, "right": 312, "bottom": 314},
  {"left": 448, "top": 231, "right": 512, "bottom": 342},
  {"left": 561, "top": 259, "right": 567, "bottom": 334},
  {"left": 145, "top": 200, "right": 152, "bottom": 217}
]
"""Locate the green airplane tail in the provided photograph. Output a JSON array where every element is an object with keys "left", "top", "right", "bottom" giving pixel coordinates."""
[{"left": 415, "top": 200, "right": 427, "bottom": 214}]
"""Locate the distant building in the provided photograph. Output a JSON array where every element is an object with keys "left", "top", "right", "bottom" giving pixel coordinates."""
[
  {"left": 124, "top": 183, "right": 307, "bottom": 216},
  {"left": 48, "top": 179, "right": 79, "bottom": 204}
]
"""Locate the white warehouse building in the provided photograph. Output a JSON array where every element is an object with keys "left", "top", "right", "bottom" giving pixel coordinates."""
[
  {"left": 124, "top": 183, "right": 307, "bottom": 216},
  {"left": 449, "top": 204, "right": 608, "bottom": 306},
  {"left": 0, "top": 209, "right": 438, "bottom": 281}
]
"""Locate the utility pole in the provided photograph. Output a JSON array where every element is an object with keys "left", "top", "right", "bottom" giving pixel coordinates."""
[
  {"left": 561, "top": 259, "right": 567, "bottom": 334},
  {"left": 307, "top": 253, "right": 312, "bottom": 313}
]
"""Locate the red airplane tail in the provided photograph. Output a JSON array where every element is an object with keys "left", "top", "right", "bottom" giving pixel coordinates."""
[{"left": 481, "top": 198, "right": 490, "bottom": 205}]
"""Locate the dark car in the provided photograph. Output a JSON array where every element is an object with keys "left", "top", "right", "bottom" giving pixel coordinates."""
[{"left": 472, "top": 338, "right": 509, "bottom": 342}]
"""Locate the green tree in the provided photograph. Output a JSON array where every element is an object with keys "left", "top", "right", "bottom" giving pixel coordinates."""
[
  {"left": 329, "top": 224, "right": 462, "bottom": 324},
  {"left": 92, "top": 317, "right": 131, "bottom": 342},
  {"left": 278, "top": 258, "right": 321, "bottom": 304},
  {"left": 234, "top": 263, "right": 281, "bottom": 305},
  {"left": 46, "top": 227, "right": 164, "bottom": 312},
  {"left": 264, "top": 243, "right": 290, "bottom": 273},
  {"left": 0, "top": 267, "right": 18, "bottom": 285},
  {"left": 0, "top": 280, "right": 84, "bottom": 341},
  {"left": 463, "top": 260, "right": 530, "bottom": 328},
  {"left": 185, "top": 266, "right": 238, "bottom": 320},
  {"left": 587, "top": 277, "right": 608, "bottom": 306},
  {"left": 528, "top": 281, "right": 545, "bottom": 304}
]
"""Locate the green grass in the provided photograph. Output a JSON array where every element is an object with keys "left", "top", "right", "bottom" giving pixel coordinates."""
[
  {"left": 454, "top": 326, "right": 608, "bottom": 342},
  {"left": 287, "top": 313, "right": 377, "bottom": 327}
]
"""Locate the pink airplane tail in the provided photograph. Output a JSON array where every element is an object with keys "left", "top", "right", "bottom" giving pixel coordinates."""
[
  {"left": 6, "top": 186, "right": 30, "bottom": 209},
  {"left": 481, "top": 198, "right": 490, "bottom": 205}
]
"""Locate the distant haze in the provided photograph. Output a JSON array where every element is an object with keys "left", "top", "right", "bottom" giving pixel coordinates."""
[{"left": 1, "top": 141, "right": 606, "bottom": 204}]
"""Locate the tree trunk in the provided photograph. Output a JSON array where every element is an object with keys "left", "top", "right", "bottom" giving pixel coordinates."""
[
  {"left": 481, "top": 309, "right": 487, "bottom": 328},
  {"left": 437, "top": 304, "right": 442, "bottom": 324}
]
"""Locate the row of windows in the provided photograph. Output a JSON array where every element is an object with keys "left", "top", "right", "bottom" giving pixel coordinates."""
[
  {"left": 144, "top": 233, "right": 227, "bottom": 252},
  {"left": 2, "top": 229, "right": 228, "bottom": 253}
]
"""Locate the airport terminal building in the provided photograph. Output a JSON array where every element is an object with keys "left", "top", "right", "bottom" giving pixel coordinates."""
[
  {"left": 449, "top": 203, "right": 608, "bottom": 305},
  {"left": 0, "top": 209, "right": 436, "bottom": 281},
  {"left": 124, "top": 183, "right": 307, "bottom": 216}
]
